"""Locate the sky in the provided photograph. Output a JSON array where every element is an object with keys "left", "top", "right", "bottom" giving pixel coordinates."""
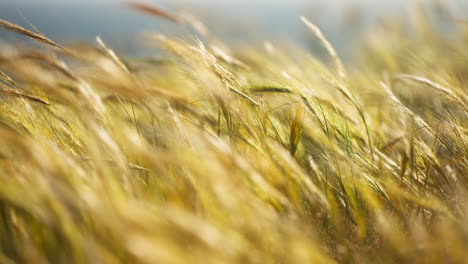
[
  {"left": 0, "top": 0, "right": 414, "bottom": 6},
  {"left": 0, "top": 0, "right": 466, "bottom": 57}
]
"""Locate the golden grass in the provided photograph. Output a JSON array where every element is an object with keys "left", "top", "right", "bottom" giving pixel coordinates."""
[
  {"left": 0, "top": 2, "right": 466, "bottom": 264},
  {"left": 0, "top": 19, "right": 68, "bottom": 53}
]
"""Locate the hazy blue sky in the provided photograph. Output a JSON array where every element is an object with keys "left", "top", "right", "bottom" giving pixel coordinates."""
[
  {"left": 0, "top": 0, "right": 413, "bottom": 6},
  {"left": 0, "top": 0, "right": 466, "bottom": 57}
]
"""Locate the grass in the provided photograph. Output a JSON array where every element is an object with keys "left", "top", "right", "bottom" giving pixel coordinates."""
[{"left": 0, "top": 1, "right": 467, "bottom": 263}]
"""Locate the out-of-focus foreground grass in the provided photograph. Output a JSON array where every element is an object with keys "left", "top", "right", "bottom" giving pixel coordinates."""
[{"left": 0, "top": 2, "right": 467, "bottom": 263}]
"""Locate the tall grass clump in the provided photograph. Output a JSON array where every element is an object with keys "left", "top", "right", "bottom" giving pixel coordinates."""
[{"left": 0, "top": 1, "right": 467, "bottom": 263}]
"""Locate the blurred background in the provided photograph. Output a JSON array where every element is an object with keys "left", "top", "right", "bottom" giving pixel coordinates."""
[{"left": 0, "top": 0, "right": 466, "bottom": 58}]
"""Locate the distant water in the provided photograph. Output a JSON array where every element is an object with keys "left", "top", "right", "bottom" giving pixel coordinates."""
[{"left": 0, "top": 1, "right": 466, "bottom": 58}]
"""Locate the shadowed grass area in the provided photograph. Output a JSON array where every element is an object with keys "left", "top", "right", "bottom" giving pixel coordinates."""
[{"left": 0, "top": 2, "right": 467, "bottom": 263}]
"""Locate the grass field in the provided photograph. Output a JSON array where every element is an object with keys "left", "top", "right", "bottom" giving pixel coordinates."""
[{"left": 0, "top": 2, "right": 467, "bottom": 263}]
